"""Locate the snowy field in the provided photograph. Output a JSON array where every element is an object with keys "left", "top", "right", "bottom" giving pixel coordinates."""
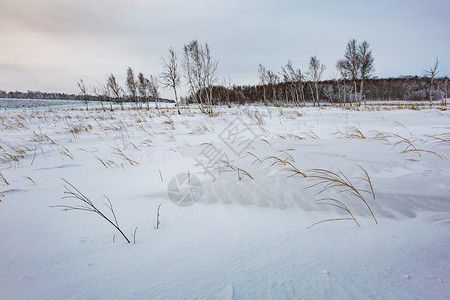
[{"left": 0, "top": 102, "right": 449, "bottom": 299}]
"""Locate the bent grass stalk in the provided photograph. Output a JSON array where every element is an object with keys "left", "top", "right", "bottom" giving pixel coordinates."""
[
  {"left": 52, "top": 178, "right": 131, "bottom": 243},
  {"left": 307, "top": 197, "right": 360, "bottom": 229},
  {"left": 0, "top": 172, "right": 10, "bottom": 185}
]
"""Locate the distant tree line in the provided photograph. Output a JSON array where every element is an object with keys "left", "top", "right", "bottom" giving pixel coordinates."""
[
  {"left": 0, "top": 89, "right": 173, "bottom": 103},
  {"left": 0, "top": 90, "right": 95, "bottom": 101}
]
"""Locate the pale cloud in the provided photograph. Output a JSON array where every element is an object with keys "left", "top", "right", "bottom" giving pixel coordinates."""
[{"left": 0, "top": 0, "right": 449, "bottom": 96}]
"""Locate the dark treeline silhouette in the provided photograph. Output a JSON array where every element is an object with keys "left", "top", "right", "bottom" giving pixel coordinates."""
[
  {"left": 181, "top": 76, "right": 448, "bottom": 106},
  {"left": 0, "top": 89, "right": 173, "bottom": 103}
]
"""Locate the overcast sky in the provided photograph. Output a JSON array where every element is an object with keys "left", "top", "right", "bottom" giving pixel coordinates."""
[{"left": 1, "top": 0, "right": 449, "bottom": 98}]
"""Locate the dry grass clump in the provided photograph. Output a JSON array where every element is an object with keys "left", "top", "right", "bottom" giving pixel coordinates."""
[
  {"left": 333, "top": 126, "right": 447, "bottom": 160},
  {"left": 259, "top": 150, "right": 307, "bottom": 177},
  {"left": 96, "top": 157, "right": 119, "bottom": 168},
  {"left": 194, "top": 123, "right": 211, "bottom": 135},
  {"left": 306, "top": 165, "right": 377, "bottom": 226},
  {"left": 112, "top": 147, "right": 139, "bottom": 166},
  {"left": 391, "top": 133, "right": 446, "bottom": 160},
  {"left": 66, "top": 122, "right": 93, "bottom": 139},
  {"left": 425, "top": 132, "right": 450, "bottom": 146}
]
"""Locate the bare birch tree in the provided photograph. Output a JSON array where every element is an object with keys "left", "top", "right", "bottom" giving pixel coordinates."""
[
  {"left": 161, "top": 47, "right": 181, "bottom": 114},
  {"left": 203, "top": 43, "right": 219, "bottom": 114},
  {"left": 91, "top": 84, "right": 105, "bottom": 111},
  {"left": 358, "top": 41, "right": 375, "bottom": 103},
  {"left": 306, "top": 56, "right": 326, "bottom": 106},
  {"left": 77, "top": 78, "right": 89, "bottom": 110},
  {"left": 147, "top": 75, "right": 160, "bottom": 109},
  {"left": 336, "top": 59, "right": 349, "bottom": 105},
  {"left": 126, "top": 67, "right": 138, "bottom": 103},
  {"left": 267, "top": 70, "right": 279, "bottom": 103},
  {"left": 281, "top": 60, "right": 304, "bottom": 106},
  {"left": 342, "top": 39, "right": 360, "bottom": 105},
  {"left": 425, "top": 57, "right": 442, "bottom": 105},
  {"left": 137, "top": 72, "right": 149, "bottom": 109},
  {"left": 258, "top": 64, "right": 268, "bottom": 105},
  {"left": 183, "top": 40, "right": 218, "bottom": 114},
  {"left": 107, "top": 74, "right": 123, "bottom": 110}
]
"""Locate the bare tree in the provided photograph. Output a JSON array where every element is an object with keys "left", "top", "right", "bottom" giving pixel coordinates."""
[
  {"left": 77, "top": 78, "right": 89, "bottom": 110},
  {"left": 306, "top": 56, "right": 326, "bottom": 106},
  {"left": 258, "top": 64, "right": 268, "bottom": 105},
  {"left": 222, "top": 76, "right": 233, "bottom": 108},
  {"left": 183, "top": 40, "right": 218, "bottom": 114},
  {"left": 100, "top": 80, "right": 113, "bottom": 111},
  {"left": 336, "top": 59, "right": 349, "bottom": 105},
  {"left": 438, "top": 78, "right": 448, "bottom": 106},
  {"left": 202, "top": 43, "right": 219, "bottom": 114},
  {"left": 182, "top": 41, "right": 198, "bottom": 108},
  {"left": 107, "top": 74, "right": 123, "bottom": 110},
  {"left": 91, "top": 84, "right": 105, "bottom": 111},
  {"left": 281, "top": 60, "right": 304, "bottom": 106},
  {"left": 137, "top": 73, "right": 148, "bottom": 109},
  {"left": 342, "top": 39, "right": 360, "bottom": 105},
  {"left": 147, "top": 75, "right": 160, "bottom": 109},
  {"left": 267, "top": 70, "right": 279, "bottom": 103},
  {"left": 358, "top": 41, "right": 375, "bottom": 104},
  {"left": 425, "top": 57, "right": 442, "bottom": 105},
  {"left": 281, "top": 60, "right": 295, "bottom": 105},
  {"left": 161, "top": 47, "right": 182, "bottom": 114},
  {"left": 125, "top": 67, "right": 138, "bottom": 103}
]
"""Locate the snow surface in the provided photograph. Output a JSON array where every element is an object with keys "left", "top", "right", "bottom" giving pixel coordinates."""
[{"left": 0, "top": 103, "right": 449, "bottom": 299}]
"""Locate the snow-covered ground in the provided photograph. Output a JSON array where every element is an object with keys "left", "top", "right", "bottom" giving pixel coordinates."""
[{"left": 0, "top": 103, "right": 449, "bottom": 299}]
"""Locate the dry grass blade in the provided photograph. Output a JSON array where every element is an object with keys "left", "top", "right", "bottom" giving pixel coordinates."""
[
  {"left": 279, "top": 161, "right": 307, "bottom": 177},
  {"left": 0, "top": 172, "right": 10, "bottom": 185},
  {"left": 154, "top": 204, "right": 161, "bottom": 230},
  {"left": 220, "top": 160, "right": 236, "bottom": 171},
  {"left": 276, "top": 150, "right": 295, "bottom": 163},
  {"left": 25, "top": 176, "right": 36, "bottom": 186},
  {"left": 394, "top": 121, "right": 413, "bottom": 135},
  {"left": 260, "top": 138, "right": 272, "bottom": 147},
  {"left": 52, "top": 178, "right": 130, "bottom": 243},
  {"left": 245, "top": 151, "right": 262, "bottom": 163},
  {"left": 237, "top": 168, "right": 253, "bottom": 180},
  {"left": 356, "top": 164, "right": 375, "bottom": 200},
  {"left": 307, "top": 217, "right": 357, "bottom": 229},
  {"left": 401, "top": 148, "right": 447, "bottom": 160},
  {"left": 262, "top": 155, "right": 288, "bottom": 167}
]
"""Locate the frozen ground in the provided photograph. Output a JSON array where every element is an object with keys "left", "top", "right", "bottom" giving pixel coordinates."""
[
  {"left": 0, "top": 103, "right": 449, "bottom": 299},
  {"left": 0, "top": 98, "right": 88, "bottom": 110}
]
